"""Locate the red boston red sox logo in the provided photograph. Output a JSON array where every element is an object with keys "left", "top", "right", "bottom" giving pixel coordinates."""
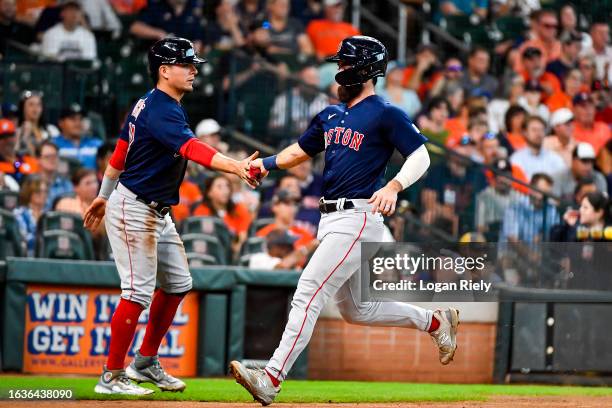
[{"left": 324, "top": 127, "right": 365, "bottom": 151}]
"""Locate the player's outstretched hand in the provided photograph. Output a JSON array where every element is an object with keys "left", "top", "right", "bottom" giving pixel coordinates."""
[
  {"left": 238, "top": 151, "right": 261, "bottom": 189},
  {"left": 83, "top": 197, "right": 107, "bottom": 232},
  {"left": 368, "top": 182, "right": 401, "bottom": 216}
]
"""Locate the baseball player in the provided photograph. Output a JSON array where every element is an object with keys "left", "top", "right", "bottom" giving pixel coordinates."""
[
  {"left": 231, "top": 36, "right": 459, "bottom": 406},
  {"left": 84, "top": 37, "right": 258, "bottom": 395}
]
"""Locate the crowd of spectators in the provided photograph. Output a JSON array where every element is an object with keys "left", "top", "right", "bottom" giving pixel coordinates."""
[{"left": 0, "top": 0, "right": 611, "bottom": 276}]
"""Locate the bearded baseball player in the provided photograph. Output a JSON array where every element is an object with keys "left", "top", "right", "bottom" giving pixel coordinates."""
[
  {"left": 83, "top": 37, "right": 258, "bottom": 395},
  {"left": 231, "top": 36, "right": 459, "bottom": 405}
]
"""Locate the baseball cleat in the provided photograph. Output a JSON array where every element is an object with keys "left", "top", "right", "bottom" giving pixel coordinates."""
[
  {"left": 430, "top": 307, "right": 460, "bottom": 365},
  {"left": 126, "top": 352, "right": 186, "bottom": 392},
  {"left": 94, "top": 365, "right": 154, "bottom": 395},
  {"left": 229, "top": 360, "right": 280, "bottom": 406}
]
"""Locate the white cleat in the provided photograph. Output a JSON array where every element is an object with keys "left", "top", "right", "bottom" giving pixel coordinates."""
[
  {"left": 126, "top": 352, "right": 186, "bottom": 392},
  {"left": 430, "top": 307, "right": 460, "bottom": 365},
  {"left": 94, "top": 366, "right": 154, "bottom": 395},
  {"left": 229, "top": 360, "right": 280, "bottom": 406}
]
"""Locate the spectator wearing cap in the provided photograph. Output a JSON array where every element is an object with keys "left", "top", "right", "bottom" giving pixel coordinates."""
[
  {"left": 206, "top": 0, "right": 246, "bottom": 51},
  {"left": 430, "top": 57, "right": 464, "bottom": 99},
  {"left": 0, "top": 119, "right": 40, "bottom": 183},
  {"left": 248, "top": 228, "right": 318, "bottom": 270},
  {"left": 195, "top": 118, "right": 228, "bottom": 154},
  {"left": 516, "top": 10, "right": 561, "bottom": 69},
  {"left": 402, "top": 44, "right": 443, "bottom": 101},
  {"left": 256, "top": 188, "right": 315, "bottom": 250},
  {"left": 130, "top": 0, "right": 205, "bottom": 52},
  {"left": 581, "top": 21, "right": 612, "bottom": 83},
  {"left": 13, "top": 177, "right": 48, "bottom": 256},
  {"left": 461, "top": 47, "right": 498, "bottom": 100},
  {"left": 305, "top": 0, "right": 359, "bottom": 61},
  {"left": 475, "top": 158, "right": 522, "bottom": 237},
  {"left": 16, "top": 91, "right": 59, "bottom": 156},
  {"left": 378, "top": 64, "right": 422, "bottom": 119},
  {"left": 0, "top": 0, "right": 36, "bottom": 58},
  {"left": 36, "top": 140, "right": 73, "bottom": 210},
  {"left": 510, "top": 115, "right": 567, "bottom": 181},
  {"left": 41, "top": 1, "right": 97, "bottom": 61},
  {"left": 545, "top": 30, "right": 582, "bottom": 82},
  {"left": 52, "top": 104, "right": 102, "bottom": 169},
  {"left": 265, "top": 0, "right": 314, "bottom": 57},
  {"left": 192, "top": 174, "right": 252, "bottom": 256},
  {"left": 520, "top": 47, "right": 562, "bottom": 98},
  {"left": 1, "top": 102, "right": 19, "bottom": 132},
  {"left": 518, "top": 80, "right": 550, "bottom": 123},
  {"left": 545, "top": 68, "right": 584, "bottom": 112},
  {"left": 572, "top": 92, "right": 611, "bottom": 155},
  {"left": 554, "top": 142, "right": 608, "bottom": 201},
  {"left": 479, "top": 132, "right": 529, "bottom": 193},
  {"left": 269, "top": 64, "right": 329, "bottom": 136},
  {"left": 543, "top": 108, "right": 575, "bottom": 166}
]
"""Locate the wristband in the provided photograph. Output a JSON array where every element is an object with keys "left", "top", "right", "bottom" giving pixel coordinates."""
[
  {"left": 262, "top": 155, "right": 279, "bottom": 171},
  {"left": 98, "top": 175, "right": 118, "bottom": 200}
]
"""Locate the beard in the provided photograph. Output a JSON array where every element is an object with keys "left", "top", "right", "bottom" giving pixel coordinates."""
[{"left": 338, "top": 84, "right": 363, "bottom": 103}]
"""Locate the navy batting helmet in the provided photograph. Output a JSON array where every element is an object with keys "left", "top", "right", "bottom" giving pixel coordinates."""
[
  {"left": 148, "top": 37, "right": 207, "bottom": 82},
  {"left": 326, "top": 36, "right": 388, "bottom": 86}
]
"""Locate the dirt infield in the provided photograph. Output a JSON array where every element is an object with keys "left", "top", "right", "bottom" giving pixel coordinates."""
[{"left": 3, "top": 396, "right": 612, "bottom": 408}]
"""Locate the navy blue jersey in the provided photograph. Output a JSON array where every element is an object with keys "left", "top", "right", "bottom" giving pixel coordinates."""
[
  {"left": 297, "top": 95, "right": 427, "bottom": 200},
  {"left": 118, "top": 89, "right": 195, "bottom": 205}
]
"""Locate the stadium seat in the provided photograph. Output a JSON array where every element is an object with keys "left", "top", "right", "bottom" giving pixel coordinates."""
[
  {"left": 0, "top": 208, "right": 26, "bottom": 258},
  {"left": 186, "top": 253, "right": 218, "bottom": 267},
  {"left": 38, "top": 211, "right": 95, "bottom": 260},
  {"left": 181, "top": 216, "right": 233, "bottom": 258},
  {"left": 37, "top": 230, "right": 91, "bottom": 260},
  {"left": 241, "top": 236, "right": 266, "bottom": 255},
  {"left": 0, "top": 191, "right": 19, "bottom": 211},
  {"left": 181, "top": 233, "right": 227, "bottom": 265},
  {"left": 249, "top": 217, "right": 275, "bottom": 237}
]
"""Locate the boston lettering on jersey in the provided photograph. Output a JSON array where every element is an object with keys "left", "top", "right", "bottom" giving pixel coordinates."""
[
  {"left": 298, "top": 95, "right": 427, "bottom": 200},
  {"left": 118, "top": 89, "right": 195, "bottom": 205}
]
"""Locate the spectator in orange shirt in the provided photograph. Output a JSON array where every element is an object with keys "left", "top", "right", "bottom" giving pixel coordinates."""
[
  {"left": 572, "top": 92, "right": 611, "bottom": 155},
  {"left": 0, "top": 118, "right": 39, "bottom": 184},
  {"left": 402, "top": 44, "right": 442, "bottom": 100},
  {"left": 498, "top": 105, "right": 528, "bottom": 155},
  {"left": 478, "top": 133, "right": 529, "bottom": 192},
  {"left": 109, "top": 0, "right": 147, "bottom": 15},
  {"left": 192, "top": 174, "right": 252, "bottom": 255},
  {"left": 546, "top": 68, "right": 583, "bottom": 112},
  {"left": 520, "top": 47, "right": 562, "bottom": 99},
  {"left": 516, "top": 10, "right": 561, "bottom": 70},
  {"left": 256, "top": 189, "right": 315, "bottom": 250},
  {"left": 305, "top": 0, "right": 359, "bottom": 61},
  {"left": 172, "top": 179, "right": 203, "bottom": 224}
]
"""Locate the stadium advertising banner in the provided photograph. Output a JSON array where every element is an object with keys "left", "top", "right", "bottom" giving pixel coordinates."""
[{"left": 22, "top": 285, "right": 198, "bottom": 376}]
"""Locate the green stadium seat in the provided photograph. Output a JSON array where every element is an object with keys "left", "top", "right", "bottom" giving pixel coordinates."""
[
  {"left": 187, "top": 253, "right": 218, "bottom": 267},
  {"left": 37, "top": 211, "right": 95, "bottom": 260},
  {"left": 182, "top": 233, "right": 227, "bottom": 265},
  {"left": 249, "top": 217, "right": 275, "bottom": 237},
  {"left": 494, "top": 16, "right": 527, "bottom": 42},
  {"left": 0, "top": 191, "right": 19, "bottom": 211},
  {"left": 241, "top": 236, "right": 266, "bottom": 256},
  {"left": 181, "top": 216, "right": 233, "bottom": 257},
  {"left": 37, "top": 230, "right": 91, "bottom": 260},
  {"left": 0, "top": 208, "right": 26, "bottom": 258}
]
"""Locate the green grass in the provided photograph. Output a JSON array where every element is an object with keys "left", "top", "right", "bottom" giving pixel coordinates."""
[{"left": 1, "top": 376, "right": 611, "bottom": 403}]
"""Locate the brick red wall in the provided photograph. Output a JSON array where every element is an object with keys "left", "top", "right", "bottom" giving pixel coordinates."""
[{"left": 308, "top": 318, "right": 495, "bottom": 383}]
